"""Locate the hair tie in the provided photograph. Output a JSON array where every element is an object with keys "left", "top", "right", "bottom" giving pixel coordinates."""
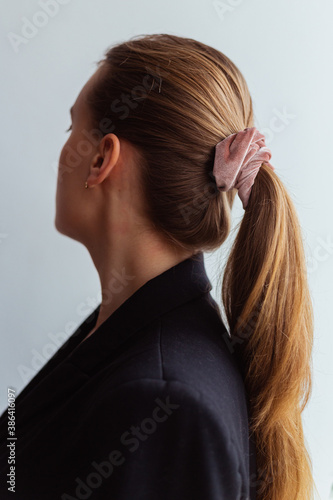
[{"left": 212, "top": 127, "right": 275, "bottom": 209}]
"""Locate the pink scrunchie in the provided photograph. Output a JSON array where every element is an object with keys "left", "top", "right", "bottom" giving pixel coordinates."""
[{"left": 212, "top": 127, "right": 275, "bottom": 209}]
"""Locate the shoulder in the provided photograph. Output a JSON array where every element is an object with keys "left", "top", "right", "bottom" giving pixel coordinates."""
[{"left": 159, "top": 294, "right": 248, "bottom": 416}]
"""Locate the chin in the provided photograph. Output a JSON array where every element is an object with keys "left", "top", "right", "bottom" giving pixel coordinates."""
[
  {"left": 54, "top": 212, "right": 86, "bottom": 246},
  {"left": 55, "top": 193, "right": 74, "bottom": 239},
  {"left": 54, "top": 212, "right": 69, "bottom": 237},
  {"left": 54, "top": 209, "right": 71, "bottom": 237}
]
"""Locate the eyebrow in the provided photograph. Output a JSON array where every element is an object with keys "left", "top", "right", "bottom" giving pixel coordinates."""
[{"left": 70, "top": 106, "right": 74, "bottom": 117}]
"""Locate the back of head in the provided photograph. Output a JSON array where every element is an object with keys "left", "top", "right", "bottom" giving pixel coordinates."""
[{"left": 86, "top": 33, "right": 315, "bottom": 500}]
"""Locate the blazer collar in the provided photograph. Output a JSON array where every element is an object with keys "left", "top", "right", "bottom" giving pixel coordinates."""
[{"left": 66, "top": 251, "right": 213, "bottom": 375}]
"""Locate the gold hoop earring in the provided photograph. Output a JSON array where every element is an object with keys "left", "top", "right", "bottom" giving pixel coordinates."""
[{"left": 84, "top": 181, "right": 88, "bottom": 189}]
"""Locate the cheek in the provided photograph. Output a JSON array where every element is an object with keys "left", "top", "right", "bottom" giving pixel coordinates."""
[
  {"left": 56, "top": 139, "right": 81, "bottom": 207},
  {"left": 58, "top": 144, "right": 67, "bottom": 174},
  {"left": 55, "top": 154, "right": 85, "bottom": 237},
  {"left": 58, "top": 138, "right": 79, "bottom": 178}
]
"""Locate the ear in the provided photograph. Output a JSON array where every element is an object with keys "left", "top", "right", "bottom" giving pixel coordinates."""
[{"left": 86, "top": 133, "right": 120, "bottom": 188}]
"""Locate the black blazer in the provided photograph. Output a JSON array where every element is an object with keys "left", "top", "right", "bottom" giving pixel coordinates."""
[{"left": 0, "top": 252, "right": 256, "bottom": 499}]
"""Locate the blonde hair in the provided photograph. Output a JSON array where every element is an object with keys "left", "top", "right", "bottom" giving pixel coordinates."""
[{"left": 86, "top": 33, "right": 316, "bottom": 499}]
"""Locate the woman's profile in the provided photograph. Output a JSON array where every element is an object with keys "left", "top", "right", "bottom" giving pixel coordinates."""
[{"left": 0, "top": 33, "right": 315, "bottom": 500}]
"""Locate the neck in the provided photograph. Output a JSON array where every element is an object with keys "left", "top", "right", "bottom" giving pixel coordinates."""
[{"left": 86, "top": 230, "right": 193, "bottom": 332}]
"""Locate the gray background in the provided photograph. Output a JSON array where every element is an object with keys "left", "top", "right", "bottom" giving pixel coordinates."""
[{"left": 1, "top": 0, "right": 332, "bottom": 498}]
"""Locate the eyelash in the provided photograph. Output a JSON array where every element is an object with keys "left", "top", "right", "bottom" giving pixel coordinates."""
[{"left": 65, "top": 125, "right": 72, "bottom": 133}]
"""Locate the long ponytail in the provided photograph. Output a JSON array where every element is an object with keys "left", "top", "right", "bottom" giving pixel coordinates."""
[{"left": 222, "top": 163, "right": 316, "bottom": 499}]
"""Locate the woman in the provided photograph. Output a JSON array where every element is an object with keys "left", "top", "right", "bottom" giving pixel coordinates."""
[{"left": 0, "top": 34, "right": 315, "bottom": 499}]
